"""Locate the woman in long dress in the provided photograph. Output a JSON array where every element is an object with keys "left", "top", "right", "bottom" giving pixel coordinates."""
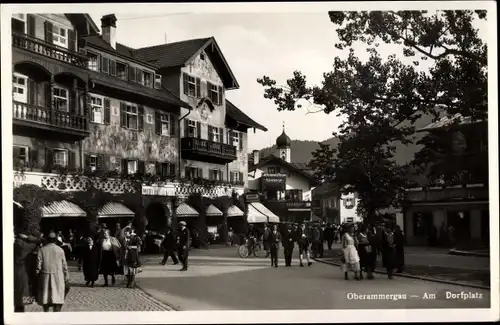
[
  {"left": 125, "top": 230, "right": 142, "bottom": 288},
  {"left": 357, "top": 224, "right": 376, "bottom": 280},
  {"left": 81, "top": 237, "right": 99, "bottom": 287},
  {"left": 341, "top": 224, "right": 361, "bottom": 280},
  {"left": 96, "top": 229, "right": 122, "bottom": 286}
]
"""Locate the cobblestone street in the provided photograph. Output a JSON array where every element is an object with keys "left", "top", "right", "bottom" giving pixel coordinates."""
[{"left": 25, "top": 266, "right": 172, "bottom": 312}]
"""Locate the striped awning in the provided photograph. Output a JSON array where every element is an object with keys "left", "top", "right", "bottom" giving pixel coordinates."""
[
  {"left": 42, "top": 200, "right": 86, "bottom": 218},
  {"left": 227, "top": 205, "right": 244, "bottom": 217},
  {"left": 206, "top": 204, "right": 223, "bottom": 217},
  {"left": 248, "top": 202, "right": 280, "bottom": 223},
  {"left": 176, "top": 203, "right": 199, "bottom": 217},
  {"left": 98, "top": 202, "right": 135, "bottom": 218}
]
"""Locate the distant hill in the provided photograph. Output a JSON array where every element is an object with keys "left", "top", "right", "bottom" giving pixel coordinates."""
[{"left": 255, "top": 138, "right": 340, "bottom": 164}]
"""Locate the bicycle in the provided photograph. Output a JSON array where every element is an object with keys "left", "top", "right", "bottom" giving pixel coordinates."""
[{"left": 238, "top": 237, "right": 262, "bottom": 258}]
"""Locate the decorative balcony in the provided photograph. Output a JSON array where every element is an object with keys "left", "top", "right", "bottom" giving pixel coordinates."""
[
  {"left": 12, "top": 32, "right": 89, "bottom": 68},
  {"left": 13, "top": 101, "right": 89, "bottom": 136},
  {"left": 181, "top": 137, "right": 237, "bottom": 164},
  {"left": 405, "top": 184, "right": 489, "bottom": 203},
  {"left": 286, "top": 201, "right": 312, "bottom": 210}
]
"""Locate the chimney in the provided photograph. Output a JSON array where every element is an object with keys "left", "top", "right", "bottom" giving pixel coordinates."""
[
  {"left": 252, "top": 150, "right": 260, "bottom": 165},
  {"left": 101, "top": 14, "right": 117, "bottom": 49}
]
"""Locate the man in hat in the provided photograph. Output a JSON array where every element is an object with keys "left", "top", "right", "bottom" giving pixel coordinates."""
[
  {"left": 176, "top": 221, "right": 190, "bottom": 271},
  {"left": 269, "top": 224, "right": 281, "bottom": 268},
  {"left": 36, "top": 231, "right": 69, "bottom": 312},
  {"left": 283, "top": 225, "right": 295, "bottom": 267}
]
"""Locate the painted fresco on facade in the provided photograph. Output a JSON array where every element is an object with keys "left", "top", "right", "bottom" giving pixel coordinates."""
[{"left": 189, "top": 51, "right": 223, "bottom": 85}]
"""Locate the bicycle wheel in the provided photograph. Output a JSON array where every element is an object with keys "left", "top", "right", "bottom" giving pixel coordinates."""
[
  {"left": 238, "top": 245, "right": 249, "bottom": 258},
  {"left": 253, "top": 244, "right": 262, "bottom": 257}
]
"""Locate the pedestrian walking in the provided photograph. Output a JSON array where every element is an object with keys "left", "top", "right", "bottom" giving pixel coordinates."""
[
  {"left": 125, "top": 230, "right": 142, "bottom": 288},
  {"left": 263, "top": 224, "right": 271, "bottom": 258},
  {"left": 341, "top": 224, "right": 361, "bottom": 280},
  {"left": 14, "top": 231, "right": 41, "bottom": 312},
  {"left": 394, "top": 225, "right": 405, "bottom": 273},
  {"left": 298, "top": 224, "right": 312, "bottom": 267},
  {"left": 319, "top": 224, "right": 325, "bottom": 258},
  {"left": 160, "top": 225, "right": 178, "bottom": 266},
  {"left": 269, "top": 224, "right": 281, "bottom": 268},
  {"left": 177, "top": 221, "right": 190, "bottom": 271},
  {"left": 381, "top": 222, "right": 397, "bottom": 279},
  {"left": 96, "top": 229, "right": 122, "bottom": 286},
  {"left": 283, "top": 225, "right": 295, "bottom": 267},
  {"left": 325, "top": 224, "right": 334, "bottom": 250},
  {"left": 35, "top": 231, "right": 69, "bottom": 312},
  {"left": 81, "top": 237, "right": 99, "bottom": 287},
  {"left": 357, "top": 224, "right": 376, "bottom": 280}
]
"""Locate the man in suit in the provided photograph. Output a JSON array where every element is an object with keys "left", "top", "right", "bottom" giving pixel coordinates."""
[
  {"left": 263, "top": 224, "right": 271, "bottom": 258},
  {"left": 269, "top": 224, "right": 281, "bottom": 268},
  {"left": 283, "top": 225, "right": 295, "bottom": 267},
  {"left": 161, "top": 225, "right": 178, "bottom": 266},
  {"left": 176, "top": 221, "right": 190, "bottom": 271}
]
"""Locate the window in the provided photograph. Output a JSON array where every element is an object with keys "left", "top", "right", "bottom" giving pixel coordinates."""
[
  {"left": 146, "top": 114, "right": 153, "bottom": 124},
  {"left": 208, "top": 125, "right": 220, "bottom": 142},
  {"left": 286, "top": 189, "right": 303, "bottom": 201},
  {"left": 159, "top": 162, "right": 175, "bottom": 177},
  {"left": 267, "top": 167, "right": 281, "bottom": 174},
  {"left": 185, "top": 166, "right": 201, "bottom": 180},
  {"left": 53, "top": 149, "right": 68, "bottom": 167},
  {"left": 53, "top": 87, "right": 69, "bottom": 112},
  {"left": 89, "top": 155, "right": 97, "bottom": 172},
  {"left": 116, "top": 62, "right": 128, "bottom": 80},
  {"left": 52, "top": 26, "right": 68, "bottom": 48},
  {"left": 160, "top": 113, "right": 170, "bottom": 136},
  {"left": 101, "top": 57, "right": 109, "bottom": 74},
  {"left": 209, "top": 83, "right": 219, "bottom": 104},
  {"left": 13, "top": 145, "right": 29, "bottom": 168},
  {"left": 154, "top": 74, "right": 162, "bottom": 89},
  {"left": 136, "top": 69, "right": 144, "bottom": 85},
  {"left": 12, "top": 14, "right": 26, "bottom": 34},
  {"left": 90, "top": 95, "right": 103, "bottom": 123},
  {"left": 200, "top": 53, "right": 205, "bottom": 61},
  {"left": 186, "top": 74, "right": 196, "bottom": 96},
  {"left": 143, "top": 71, "right": 153, "bottom": 88},
  {"left": 209, "top": 169, "right": 223, "bottom": 181},
  {"left": 87, "top": 52, "right": 100, "bottom": 71},
  {"left": 230, "top": 131, "right": 239, "bottom": 148},
  {"left": 128, "top": 160, "right": 138, "bottom": 175},
  {"left": 230, "top": 171, "right": 241, "bottom": 182},
  {"left": 187, "top": 120, "right": 197, "bottom": 138},
  {"left": 126, "top": 105, "right": 138, "bottom": 130},
  {"left": 12, "top": 73, "right": 27, "bottom": 103}
]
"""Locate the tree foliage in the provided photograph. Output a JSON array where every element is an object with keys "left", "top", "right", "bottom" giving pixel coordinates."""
[{"left": 257, "top": 10, "right": 487, "bottom": 222}]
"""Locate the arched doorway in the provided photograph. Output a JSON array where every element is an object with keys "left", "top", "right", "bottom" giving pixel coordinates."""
[{"left": 145, "top": 202, "right": 169, "bottom": 232}]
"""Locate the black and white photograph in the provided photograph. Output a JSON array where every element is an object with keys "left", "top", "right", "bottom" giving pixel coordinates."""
[{"left": 1, "top": 2, "right": 498, "bottom": 324}]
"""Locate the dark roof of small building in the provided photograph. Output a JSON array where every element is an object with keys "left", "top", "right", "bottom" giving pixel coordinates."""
[
  {"left": 226, "top": 100, "right": 267, "bottom": 132},
  {"left": 312, "top": 182, "right": 339, "bottom": 197}
]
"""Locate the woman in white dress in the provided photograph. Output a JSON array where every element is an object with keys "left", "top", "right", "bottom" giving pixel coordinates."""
[{"left": 341, "top": 224, "right": 361, "bottom": 280}]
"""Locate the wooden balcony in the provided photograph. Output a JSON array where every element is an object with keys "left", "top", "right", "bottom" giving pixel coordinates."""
[
  {"left": 181, "top": 137, "right": 237, "bottom": 164},
  {"left": 12, "top": 32, "right": 88, "bottom": 68},
  {"left": 13, "top": 101, "right": 89, "bottom": 137}
]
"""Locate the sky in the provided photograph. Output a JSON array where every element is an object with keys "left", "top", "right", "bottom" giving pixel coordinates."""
[{"left": 85, "top": 9, "right": 489, "bottom": 151}]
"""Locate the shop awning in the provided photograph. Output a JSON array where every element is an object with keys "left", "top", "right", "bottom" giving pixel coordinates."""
[
  {"left": 206, "top": 204, "right": 223, "bottom": 217},
  {"left": 42, "top": 200, "right": 86, "bottom": 218},
  {"left": 176, "top": 203, "right": 199, "bottom": 217},
  {"left": 227, "top": 205, "right": 244, "bottom": 217},
  {"left": 98, "top": 202, "right": 135, "bottom": 218},
  {"left": 248, "top": 202, "right": 280, "bottom": 224}
]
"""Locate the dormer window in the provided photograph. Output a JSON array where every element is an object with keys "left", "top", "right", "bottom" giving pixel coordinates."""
[
  {"left": 87, "top": 52, "right": 100, "bottom": 71},
  {"left": 116, "top": 62, "right": 128, "bottom": 80},
  {"left": 143, "top": 71, "right": 153, "bottom": 88}
]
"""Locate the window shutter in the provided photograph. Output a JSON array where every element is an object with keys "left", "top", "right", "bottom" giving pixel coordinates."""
[
  {"left": 183, "top": 73, "right": 188, "bottom": 95},
  {"left": 230, "top": 171, "right": 234, "bottom": 182},
  {"left": 69, "top": 89, "right": 77, "bottom": 115},
  {"left": 129, "top": 67, "right": 136, "bottom": 82},
  {"left": 29, "top": 148, "right": 38, "bottom": 169},
  {"left": 218, "top": 86, "right": 223, "bottom": 105},
  {"left": 195, "top": 77, "right": 201, "bottom": 98},
  {"left": 27, "top": 78, "right": 36, "bottom": 105},
  {"left": 121, "top": 158, "right": 128, "bottom": 176},
  {"left": 238, "top": 132, "right": 243, "bottom": 150},
  {"left": 154, "top": 111, "right": 161, "bottom": 135},
  {"left": 84, "top": 154, "right": 91, "bottom": 170},
  {"left": 97, "top": 154, "right": 106, "bottom": 172},
  {"left": 196, "top": 121, "right": 201, "bottom": 139},
  {"left": 27, "top": 14, "right": 36, "bottom": 37},
  {"left": 120, "top": 102, "right": 127, "bottom": 128},
  {"left": 184, "top": 119, "right": 189, "bottom": 137},
  {"left": 44, "top": 21, "right": 53, "bottom": 44},
  {"left": 101, "top": 57, "right": 110, "bottom": 73},
  {"left": 103, "top": 98, "right": 111, "bottom": 124},
  {"left": 138, "top": 105, "right": 144, "bottom": 131},
  {"left": 239, "top": 172, "right": 243, "bottom": 183},
  {"left": 219, "top": 127, "right": 224, "bottom": 143},
  {"left": 154, "top": 74, "right": 162, "bottom": 89},
  {"left": 68, "top": 151, "right": 76, "bottom": 171},
  {"left": 45, "top": 148, "right": 53, "bottom": 171},
  {"left": 184, "top": 166, "right": 189, "bottom": 178},
  {"left": 68, "top": 29, "right": 76, "bottom": 51},
  {"left": 227, "top": 130, "right": 231, "bottom": 145},
  {"left": 109, "top": 60, "right": 116, "bottom": 76},
  {"left": 155, "top": 162, "right": 161, "bottom": 175},
  {"left": 136, "top": 69, "right": 143, "bottom": 84},
  {"left": 13, "top": 147, "right": 21, "bottom": 168},
  {"left": 201, "top": 81, "right": 208, "bottom": 98},
  {"left": 138, "top": 160, "right": 146, "bottom": 175},
  {"left": 220, "top": 170, "right": 224, "bottom": 181},
  {"left": 198, "top": 167, "right": 203, "bottom": 179},
  {"left": 169, "top": 163, "right": 176, "bottom": 177},
  {"left": 170, "top": 114, "right": 176, "bottom": 136}
]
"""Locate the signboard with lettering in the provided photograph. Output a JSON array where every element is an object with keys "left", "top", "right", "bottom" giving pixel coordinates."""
[
  {"left": 142, "top": 185, "right": 176, "bottom": 197},
  {"left": 261, "top": 173, "right": 286, "bottom": 190}
]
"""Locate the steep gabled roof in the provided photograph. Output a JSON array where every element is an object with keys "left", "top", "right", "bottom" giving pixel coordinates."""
[
  {"left": 226, "top": 100, "right": 267, "bottom": 132},
  {"left": 249, "top": 154, "right": 316, "bottom": 183},
  {"left": 133, "top": 37, "right": 239, "bottom": 90}
]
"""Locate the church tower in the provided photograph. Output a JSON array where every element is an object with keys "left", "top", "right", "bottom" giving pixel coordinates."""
[{"left": 275, "top": 122, "right": 292, "bottom": 163}]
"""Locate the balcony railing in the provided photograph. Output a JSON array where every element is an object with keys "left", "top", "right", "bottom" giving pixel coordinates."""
[
  {"left": 12, "top": 32, "right": 89, "bottom": 68},
  {"left": 265, "top": 199, "right": 312, "bottom": 210},
  {"left": 181, "top": 137, "right": 237, "bottom": 163},
  {"left": 405, "top": 184, "right": 489, "bottom": 203},
  {"left": 13, "top": 101, "right": 88, "bottom": 133}
]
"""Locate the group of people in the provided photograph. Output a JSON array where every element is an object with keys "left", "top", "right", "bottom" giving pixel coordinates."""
[{"left": 341, "top": 221, "right": 405, "bottom": 281}]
